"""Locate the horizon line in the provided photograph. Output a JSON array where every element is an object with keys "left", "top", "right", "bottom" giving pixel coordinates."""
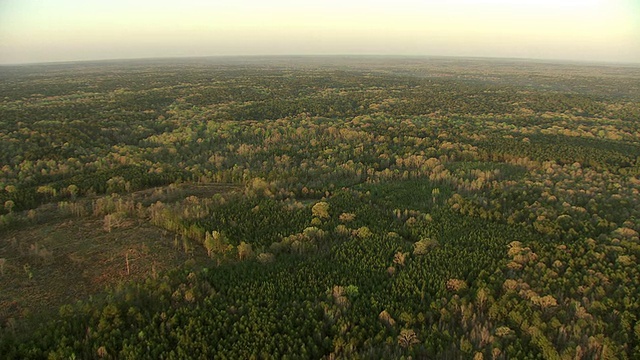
[{"left": 2, "top": 54, "right": 640, "bottom": 68}]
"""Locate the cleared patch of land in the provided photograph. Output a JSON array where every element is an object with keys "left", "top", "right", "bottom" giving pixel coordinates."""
[{"left": 0, "top": 182, "right": 239, "bottom": 321}]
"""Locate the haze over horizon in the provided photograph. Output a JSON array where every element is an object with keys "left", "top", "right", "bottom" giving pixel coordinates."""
[{"left": 1, "top": 0, "right": 639, "bottom": 65}]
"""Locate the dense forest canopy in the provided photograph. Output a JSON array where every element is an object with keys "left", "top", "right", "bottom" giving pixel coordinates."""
[{"left": 0, "top": 57, "right": 639, "bottom": 359}]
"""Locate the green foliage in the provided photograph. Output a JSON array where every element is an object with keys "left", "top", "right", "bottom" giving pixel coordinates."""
[{"left": 1, "top": 58, "right": 639, "bottom": 359}]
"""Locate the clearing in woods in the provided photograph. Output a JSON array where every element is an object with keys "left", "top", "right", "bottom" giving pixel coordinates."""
[{"left": 0, "top": 183, "right": 238, "bottom": 321}]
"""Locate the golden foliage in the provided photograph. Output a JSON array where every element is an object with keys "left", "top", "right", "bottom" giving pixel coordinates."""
[
  {"left": 393, "top": 252, "right": 408, "bottom": 266},
  {"left": 378, "top": 310, "right": 396, "bottom": 327},
  {"left": 446, "top": 278, "right": 468, "bottom": 292},
  {"left": 338, "top": 212, "right": 356, "bottom": 223},
  {"left": 311, "top": 201, "right": 330, "bottom": 219},
  {"left": 397, "top": 328, "right": 419, "bottom": 348}
]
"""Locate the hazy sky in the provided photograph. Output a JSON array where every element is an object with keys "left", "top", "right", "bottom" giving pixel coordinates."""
[{"left": 1, "top": 0, "right": 639, "bottom": 64}]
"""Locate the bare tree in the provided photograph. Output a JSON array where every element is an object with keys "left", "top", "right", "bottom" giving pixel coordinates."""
[{"left": 397, "top": 328, "right": 419, "bottom": 348}]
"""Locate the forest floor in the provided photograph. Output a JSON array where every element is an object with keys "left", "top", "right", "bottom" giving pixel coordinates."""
[{"left": 0, "top": 183, "right": 238, "bottom": 322}]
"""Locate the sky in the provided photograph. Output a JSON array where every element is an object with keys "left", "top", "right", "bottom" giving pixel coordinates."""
[{"left": 0, "top": 0, "right": 639, "bottom": 64}]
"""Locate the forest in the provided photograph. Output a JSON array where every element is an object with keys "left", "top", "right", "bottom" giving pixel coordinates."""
[{"left": 0, "top": 56, "right": 639, "bottom": 359}]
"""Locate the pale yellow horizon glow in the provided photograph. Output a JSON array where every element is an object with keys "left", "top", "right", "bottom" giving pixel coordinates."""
[{"left": 0, "top": 0, "right": 639, "bottom": 64}]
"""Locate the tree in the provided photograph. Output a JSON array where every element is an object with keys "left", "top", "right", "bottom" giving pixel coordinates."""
[
  {"left": 393, "top": 252, "right": 408, "bottom": 266},
  {"left": 67, "top": 184, "right": 79, "bottom": 199},
  {"left": 209, "top": 231, "right": 231, "bottom": 256},
  {"left": 339, "top": 212, "right": 356, "bottom": 222},
  {"left": 379, "top": 310, "right": 396, "bottom": 327},
  {"left": 431, "top": 187, "right": 440, "bottom": 203},
  {"left": 446, "top": 278, "right": 468, "bottom": 292},
  {"left": 238, "top": 241, "right": 254, "bottom": 260},
  {"left": 413, "top": 237, "right": 437, "bottom": 255},
  {"left": 533, "top": 295, "right": 558, "bottom": 310},
  {"left": 397, "top": 329, "right": 419, "bottom": 348},
  {"left": 37, "top": 185, "right": 57, "bottom": 197},
  {"left": 4, "top": 200, "right": 14, "bottom": 213},
  {"left": 354, "top": 226, "right": 373, "bottom": 239},
  {"left": 311, "top": 202, "right": 330, "bottom": 219},
  {"left": 204, "top": 232, "right": 216, "bottom": 257},
  {"left": 344, "top": 285, "right": 359, "bottom": 298},
  {"left": 257, "top": 252, "right": 275, "bottom": 264}
]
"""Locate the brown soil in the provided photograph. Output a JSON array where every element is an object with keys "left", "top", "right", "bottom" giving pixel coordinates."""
[{"left": 0, "top": 182, "right": 238, "bottom": 322}]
